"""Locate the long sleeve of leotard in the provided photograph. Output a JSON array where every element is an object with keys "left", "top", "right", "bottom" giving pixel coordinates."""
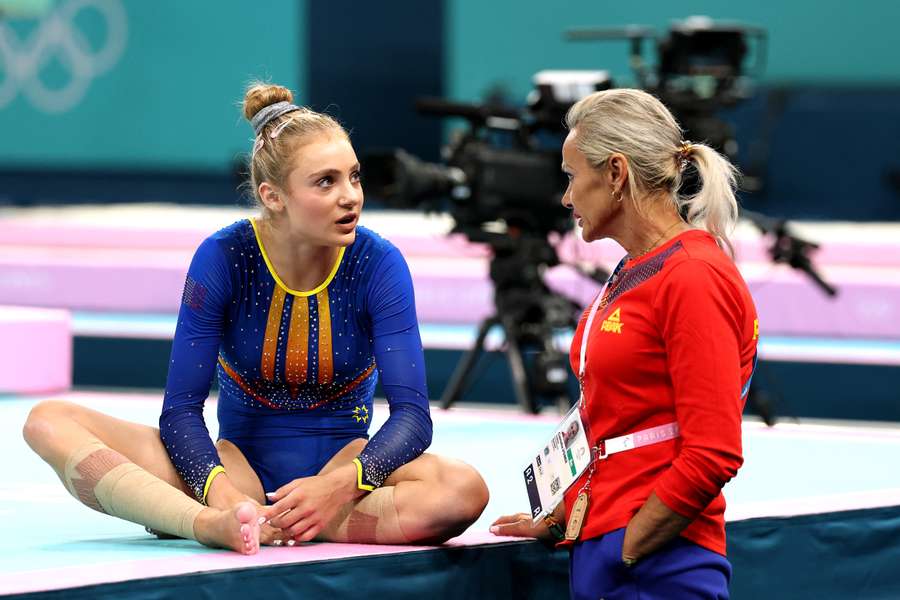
[
  {"left": 159, "top": 237, "right": 231, "bottom": 502},
  {"left": 354, "top": 245, "right": 432, "bottom": 489}
]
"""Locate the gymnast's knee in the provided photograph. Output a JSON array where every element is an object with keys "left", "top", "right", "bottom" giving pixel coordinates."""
[
  {"left": 441, "top": 460, "right": 490, "bottom": 526},
  {"left": 22, "top": 399, "right": 76, "bottom": 453}
]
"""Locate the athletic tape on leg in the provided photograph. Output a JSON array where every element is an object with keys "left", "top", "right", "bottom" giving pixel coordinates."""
[
  {"left": 319, "top": 487, "right": 409, "bottom": 544},
  {"left": 63, "top": 441, "right": 202, "bottom": 540}
]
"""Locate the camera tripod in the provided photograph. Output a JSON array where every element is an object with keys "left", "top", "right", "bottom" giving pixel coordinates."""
[{"left": 439, "top": 233, "right": 580, "bottom": 414}]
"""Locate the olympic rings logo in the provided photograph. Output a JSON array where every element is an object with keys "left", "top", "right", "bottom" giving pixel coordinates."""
[{"left": 0, "top": 0, "right": 127, "bottom": 113}]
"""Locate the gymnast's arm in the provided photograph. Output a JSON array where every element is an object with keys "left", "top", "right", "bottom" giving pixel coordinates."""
[
  {"left": 352, "top": 244, "right": 433, "bottom": 490},
  {"left": 158, "top": 237, "right": 241, "bottom": 509}
]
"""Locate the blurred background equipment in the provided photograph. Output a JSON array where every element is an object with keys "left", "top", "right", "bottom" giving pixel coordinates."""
[{"left": 567, "top": 16, "right": 766, "bottom": 168}]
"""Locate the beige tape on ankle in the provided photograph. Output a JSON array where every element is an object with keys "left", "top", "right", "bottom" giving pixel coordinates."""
[
  {"left": 320, "top": 487, "right": 409, "bottom": 544},
  {"left": 64, "top": 441, "right": 203, "bottom": 540}
]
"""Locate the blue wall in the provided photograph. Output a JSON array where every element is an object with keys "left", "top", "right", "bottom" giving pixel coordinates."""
[{"left": 0, "top": 0, "right": 302, "bottom": 170}]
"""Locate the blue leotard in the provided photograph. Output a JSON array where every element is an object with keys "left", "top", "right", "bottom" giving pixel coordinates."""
[{"left": 159, "top": 220, "right": 432, "bottom": 501}]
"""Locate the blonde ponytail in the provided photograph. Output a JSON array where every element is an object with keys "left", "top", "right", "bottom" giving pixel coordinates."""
[{"left": 679, "top": 143, "right": 739, "bottom": 256}]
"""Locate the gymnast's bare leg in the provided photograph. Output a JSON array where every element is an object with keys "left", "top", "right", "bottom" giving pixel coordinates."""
[{"left": 22, "top": 399, "right": 263, "bottom": 554}]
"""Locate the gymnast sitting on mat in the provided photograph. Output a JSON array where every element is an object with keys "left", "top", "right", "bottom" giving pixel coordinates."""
[{"left": 23, "top": 82, "right": 489, "bottom": 555}]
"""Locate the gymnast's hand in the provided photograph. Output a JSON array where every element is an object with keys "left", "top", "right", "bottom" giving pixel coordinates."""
[
  {"left": 253, "top": 503, "right": 288, "bottom": 546},
  {"left": 203, "top": 475, "right": 287, "bottom": 545},
  {"left": 262, "top": 463, "right": 362, "bottom": 543}
]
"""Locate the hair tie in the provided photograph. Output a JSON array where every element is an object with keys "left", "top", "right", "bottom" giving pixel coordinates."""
[
  {"left": 250, "top": 101, "right": 301, "bottom": 137},
  {"left": 676, "top": 141, "right": 694, "bottom": 169}
]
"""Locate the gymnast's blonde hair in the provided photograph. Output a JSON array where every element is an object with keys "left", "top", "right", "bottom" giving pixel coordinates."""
[{"left": 242, "top": 82, "right": 348, "bottom": 210}]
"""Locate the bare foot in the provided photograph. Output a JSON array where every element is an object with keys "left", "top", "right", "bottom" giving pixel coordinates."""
[{"left": 194, "top": 501, "right": 260, "bottom": 555}]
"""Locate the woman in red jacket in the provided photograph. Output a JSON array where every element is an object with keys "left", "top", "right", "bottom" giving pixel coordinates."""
[{"left": 492, "top": 88, "right": 758, "bottom": 600}]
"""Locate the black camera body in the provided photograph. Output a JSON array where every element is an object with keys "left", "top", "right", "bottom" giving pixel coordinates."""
[{"left": 363, "top": 82, "right": 599, "bottom": 239}]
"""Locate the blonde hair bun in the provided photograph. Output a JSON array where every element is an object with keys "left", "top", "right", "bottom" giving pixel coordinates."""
[{"left": 243, "top": 83, "right": 295, "bottom": 122}]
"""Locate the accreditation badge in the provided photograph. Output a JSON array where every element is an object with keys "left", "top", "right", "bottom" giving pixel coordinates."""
[{"left": 522, "top": 403, "right": 592, "bottom": 523}]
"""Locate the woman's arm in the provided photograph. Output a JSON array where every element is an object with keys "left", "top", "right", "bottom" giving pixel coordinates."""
[
  {"left": 622, "top": 492, "right": 691, "bottom": 562},
  {"left": 159, "top": 237, "right": 233, "bottom": 506},
  {"left": 490, "top": 500, "right": 566, "bottom": 541},
  {"left": 625, "top": 258, "right": 751, "bottom": 561}
]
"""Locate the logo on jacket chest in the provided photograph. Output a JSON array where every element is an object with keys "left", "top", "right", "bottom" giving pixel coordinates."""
[{"left": 600, "top": 308, "right": 623, "bottom": 334}]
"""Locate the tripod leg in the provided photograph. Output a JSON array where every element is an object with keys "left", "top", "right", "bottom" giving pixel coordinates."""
[
  {"left": 503, "top": 323, "right": 538, "bottom": 414},
  {"left": 440, "top": 316, "right": 500, "bottom": 410}
]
